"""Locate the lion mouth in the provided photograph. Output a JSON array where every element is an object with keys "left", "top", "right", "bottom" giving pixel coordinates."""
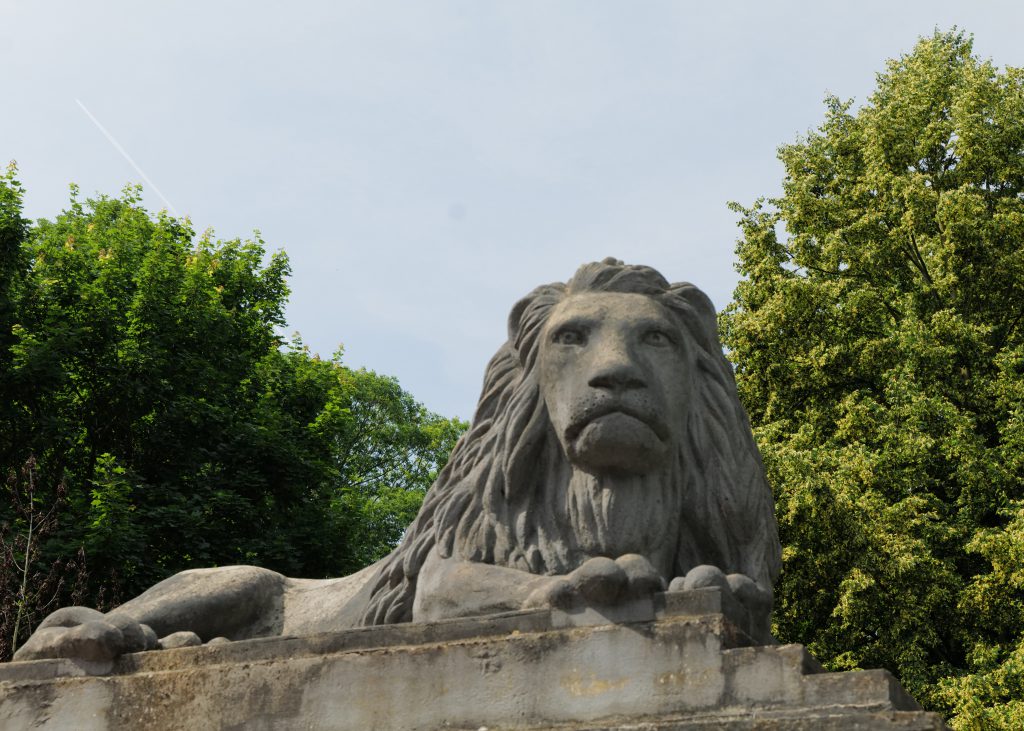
[{"left": 565, "top": 403, "right": 669, "bottom": 444}]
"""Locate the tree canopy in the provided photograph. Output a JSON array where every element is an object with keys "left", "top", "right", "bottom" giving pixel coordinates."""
[
  {"left": 0, "top": 170, "right": 466, "bottom": 659},
  {"left": 721, "top": 30, "right": 1024, "bottom": 728}
]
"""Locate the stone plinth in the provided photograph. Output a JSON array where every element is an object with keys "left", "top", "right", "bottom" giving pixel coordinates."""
[{"left": 0, "top": 589, "right": 947, "bottom": 730}]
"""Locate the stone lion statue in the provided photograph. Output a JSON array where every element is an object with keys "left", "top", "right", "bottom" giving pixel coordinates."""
[{"left": 15, "top": 258, "right": 781, "bottom": 665}]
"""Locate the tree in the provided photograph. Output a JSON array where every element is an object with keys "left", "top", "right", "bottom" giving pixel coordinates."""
[
  {"left": 0, "top": 176, "right": 467, "bottom": 658},
  {"left": 0, "top": 163, "right": 28, "bottom": 463},
  {"left": 721, "top": 30, "right": 1024, "bottom": 727}
]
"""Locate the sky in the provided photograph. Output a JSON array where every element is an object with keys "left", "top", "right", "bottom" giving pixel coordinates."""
[{"left": 3, "top": 1, "right": 1024, "bottom": 419}]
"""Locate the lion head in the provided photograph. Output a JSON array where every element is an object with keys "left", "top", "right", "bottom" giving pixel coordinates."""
[{"left": 360, "top": 258, "right": 780, "bottom": 625}]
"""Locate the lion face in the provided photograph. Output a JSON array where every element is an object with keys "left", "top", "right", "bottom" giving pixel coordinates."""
[{"left": 539, "top": 292, "right": 692, "bottom": 477}]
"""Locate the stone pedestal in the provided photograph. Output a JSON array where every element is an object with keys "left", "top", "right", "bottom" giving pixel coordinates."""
[{"left": 0, "top": 589, "right": 947, "bottom": 730}]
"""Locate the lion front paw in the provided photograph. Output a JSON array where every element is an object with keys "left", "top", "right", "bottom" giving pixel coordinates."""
[
  {"left": 568, "top": 557, "right": 629, "bottom": 603},
  {"left": 668, "top": 565, "right": 773, "bottom": 643},
  {"left": 523, "top": 557, "right": 626, "bottom": 610},
  {"left": 523, "top": 554, "right": 667, "bottom": 611},
  {"left": 13, "top": 606, "right": 158, "bottom": 665},
  {"left": 615, "top": 554, "right": 667, "bottom": 597}
]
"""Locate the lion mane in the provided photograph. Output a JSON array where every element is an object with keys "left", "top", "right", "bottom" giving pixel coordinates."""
[{"left": 360, "top": 258, "right": 780, "bottom": 625}]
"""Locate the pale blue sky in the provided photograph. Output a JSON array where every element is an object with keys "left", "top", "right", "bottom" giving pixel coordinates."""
[{"left": 3, "top": 1, "right": 1023, "bottom": 418}]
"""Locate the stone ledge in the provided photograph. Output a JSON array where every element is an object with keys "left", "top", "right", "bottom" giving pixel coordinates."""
[
  {"left": 0, "top": 590, "right": 947, "bottom": 730},
  {"left": 530, "top": 710, "right": 949, "bottom": 730},
  {"left": 0, "top": 587, "right": 750, "bottom": 683}
]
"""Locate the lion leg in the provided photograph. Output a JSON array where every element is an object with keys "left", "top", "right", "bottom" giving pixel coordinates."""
[
  {"left": 14, "top": 565, "right": 287, "bottom": 664},
  {"left": 111, "top": 565, "right": 287, "bottom": 640},
  {"left": 413, "top": 551, "right": 559, "bottom": 621},
  {"left": 414, "top": 551, "right": 670, "bottom": 622}
]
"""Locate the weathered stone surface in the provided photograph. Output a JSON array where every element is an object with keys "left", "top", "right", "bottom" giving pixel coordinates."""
[{"left": 0, "top": 591, "right": 947, "bottom": 730}]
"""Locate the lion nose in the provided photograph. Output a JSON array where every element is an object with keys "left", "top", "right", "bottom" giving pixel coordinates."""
[{"left": 588, "top": 359, "right": 647, "bottom": 392}]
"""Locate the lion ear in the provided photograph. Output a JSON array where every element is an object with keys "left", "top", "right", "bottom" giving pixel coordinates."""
[
  {"left": 670, "top": 282, "right": 716, "bottom": 320},
  {"left": 507, "top": 284, "right": 567, "bottom": 344},
  {"left": 507, "top": 295, "right": 534, "bottom": 342},
  {"left": 670, "top": 282, "right": 721, "bottom": 351}
]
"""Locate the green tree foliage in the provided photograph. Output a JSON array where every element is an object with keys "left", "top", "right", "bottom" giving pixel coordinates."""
[
  {"left": 0, "top": 164, "right": 29, "bottom": 460},
  {"left": 0, "top": 178, "right": 467, "bottom": 658},
  {"left": 721, "top": 30, "right": 1024, "bottom": 727}
]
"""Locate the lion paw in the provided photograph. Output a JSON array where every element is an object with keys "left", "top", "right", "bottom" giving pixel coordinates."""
[
  {"left": 568, "top": 557, "right": 628, "bottom": 603},
  {"left": 668, "top": 564, "right": 770, "bottom": 612},
  {"left": 13, "top": 606, "right": 158, "bottom": 664},
  {"left": 523, "top": 578, "right": 574, "bottom": 610},
  {"left": 523, "top": 557, "right": 627, "bottom": 609},
  {"left": 524, "top": 555, "right": 667, "bottom": 611},
  {"left": 615, "top": 554, "right": 666, "bottom": 597},
  {"left": 668, "top": 565, "right": 773, "bottom": 643}
]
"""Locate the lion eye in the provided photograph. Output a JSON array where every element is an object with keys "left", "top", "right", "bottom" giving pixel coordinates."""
[
  {"left": 642, "top": 330, "right": 673, "bottom": 347},
  {"left": 553, "top": 328, "right": 587, "bottom": 346}
]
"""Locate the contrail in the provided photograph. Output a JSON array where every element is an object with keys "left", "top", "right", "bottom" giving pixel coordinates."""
[{"left": 75, "top": 99, "right": 178, "bottom": 216}]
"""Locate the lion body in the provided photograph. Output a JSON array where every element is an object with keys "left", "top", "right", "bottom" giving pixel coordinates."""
[{"left": 14, "top": 259, "right": 782, "bottom": 663}]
